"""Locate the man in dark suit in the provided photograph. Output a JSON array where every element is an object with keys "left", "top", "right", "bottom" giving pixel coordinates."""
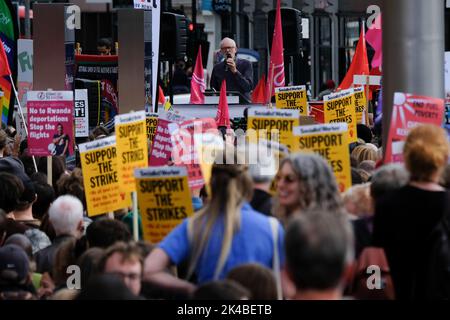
[{"left": 210, "top": 37, "right": 253, "bottom": 102}]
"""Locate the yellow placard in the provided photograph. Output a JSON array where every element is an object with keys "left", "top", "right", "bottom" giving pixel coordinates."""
[
  {"left": 353, "top": 87, "right": 367, "bottom": 124},
  {"left": 79, "top": 136, "right": 132, "bottom": 217},
  {"left": 292, "top": 123, "right": 352, "bottom": 192},
  {"left": 193, "top": 131, "right": 225, "bottom": 195},
  {"left": 146, "top": 113, "right": 159, "bottom": 147},
  {"left": 275, "top": 85, "right": 308, "bottom": 115},
  {"left": 324, "top": 89, "right": 358, "bottom": 143},
  {"left": 115, "top": 111, "right": 149, "bottom": 192},
  {"left": 135, "top": 166, "right": 194, "bottom": 243},
  {"left": 247, "top": 108, "right": 300, "bottom": 151}
]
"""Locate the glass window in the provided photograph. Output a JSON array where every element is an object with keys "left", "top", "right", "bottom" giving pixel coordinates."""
[
  {"left": 339, "top": 16, "right": 362, "bottom": 80},
  {"left": 314, "top": 15, "right": 332, "bottom": 95}
]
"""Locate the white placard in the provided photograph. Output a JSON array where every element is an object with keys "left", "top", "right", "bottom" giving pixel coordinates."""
[{"left": 75, "top": 89, "right": 89, "bottom": 138}]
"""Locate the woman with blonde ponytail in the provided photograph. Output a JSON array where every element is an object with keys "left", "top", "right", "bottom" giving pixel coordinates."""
[{"left": 143, "top": 146, "right": 285, "bottom": 296}]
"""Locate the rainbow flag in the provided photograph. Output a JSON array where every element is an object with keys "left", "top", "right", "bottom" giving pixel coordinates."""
[{"left": 0, "top": 0, "right": 18, "bottom": 125}]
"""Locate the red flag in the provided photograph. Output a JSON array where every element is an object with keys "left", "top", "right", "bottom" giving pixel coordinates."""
[
  {"left": 215, "top": 80, "right": 230, "bottom": 128},
  {"left": 158, "top": 85, "right": 165, "bottom": 104},
  {"left": 252, "top": 74, "right": 266, "bottom": 104},
  {"left": 0, "top": 41, "right": 11, "bottom": 77},
  {"left": 337, "top": 29, "right": 369, "bottom": 91},
  {"left": 265, "top": 0, "right": 285, "bottom": 103},
  {"left": 190, "top": 45, "right": 205, "bottom": 104}
]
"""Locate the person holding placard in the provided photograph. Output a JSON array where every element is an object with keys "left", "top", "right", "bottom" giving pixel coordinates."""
[{"left": 144, "top": 146, "right": 284, "bottom": 295}]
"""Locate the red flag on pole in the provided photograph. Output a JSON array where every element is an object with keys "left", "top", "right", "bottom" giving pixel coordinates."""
[
  {"left": 266, "top": 0, "right": 285, "bottom": 104},
  {"left": 190, "top": 45, "right": 206, "bottom": 104},
  {"left": 337, "top": 28, "right": 370, "bottom": 91},
  {"left": 215, "top": 80, "right": 230, "bottom": 128},
  {"left": 0, "top": 41, "right": 11, "bottom": 77},
  {"left": 252, "top": 74, "right": 266, "bottom": 104},
  {"left": 158, "top": 85, "right": 166, "bottom": 104}
]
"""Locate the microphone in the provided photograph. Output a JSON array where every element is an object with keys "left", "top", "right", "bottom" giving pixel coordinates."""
[{"left": 224, "top": 53, "right": 231, "bottom": 72}]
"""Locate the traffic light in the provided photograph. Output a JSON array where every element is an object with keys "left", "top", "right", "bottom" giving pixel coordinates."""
[
  {"left": 160, "top": 12, "right": 188, "bottom": 61},
  {"left": 187, "top": 22, "right": 209, "bottom": 67}
]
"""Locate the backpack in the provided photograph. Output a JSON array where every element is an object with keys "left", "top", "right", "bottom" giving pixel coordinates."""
[{"left": 350, "top": 247, "right": 396, "bottom": 300}]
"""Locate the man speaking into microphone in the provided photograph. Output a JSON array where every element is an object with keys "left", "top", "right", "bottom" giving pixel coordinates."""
[{"left": 210, "top": 37, "right": 253, "bottom": 102}]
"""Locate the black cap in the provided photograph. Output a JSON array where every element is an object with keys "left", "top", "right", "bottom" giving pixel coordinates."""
[{"left": 0, "top": 244, "right": 30, "bottom": 283}]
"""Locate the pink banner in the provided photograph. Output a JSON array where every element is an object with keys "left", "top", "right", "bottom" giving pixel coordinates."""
[
  {"left": 169, "top": 118, "right": 217, "bottom": 190},
  {"left": 27, "top": 91, "right": 74, "bottom": 157},
  {"left": 385, "top": 92, "right": 444, "bottom": 163},
  {"left": 149, "top": 112, "right": 187, "bottom": 166}
]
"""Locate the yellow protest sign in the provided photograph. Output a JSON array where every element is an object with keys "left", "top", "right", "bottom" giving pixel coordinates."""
[
  {"left": 79, "top": 136, "right": 132, "bottom": 217},
  {"left": 146, "top": 112, "right": 158, "bottom": 147},
  {"left": 193, "top": 132, "right": 225, "bottom": 196},
  {"left": 324, "top": 89, "right": 358, "bottom": 143},
  {"left": 247, "top": 108, "right": 300, "bottom": 151},
  {"left": 353, "top": 87, "right": 367, "bottom": 124},
  {"left": 115, "top": 111, "right": 149, "bottom": 192},
  {"left": 292, "top": 123, "right": 351, "bottom": 192},
  {"left": 135, "top": 166, "right": 194, "bottom": 243},
  {"left": 275, "top": 85, "right": 308, "bottom": 115}
]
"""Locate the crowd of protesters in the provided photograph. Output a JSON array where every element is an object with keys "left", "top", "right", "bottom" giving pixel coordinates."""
[{"left": 0, "top": 113, "right": 449, "bottom": 300}]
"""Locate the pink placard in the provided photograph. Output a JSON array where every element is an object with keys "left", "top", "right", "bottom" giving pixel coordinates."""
[
  {"left": 27, "top": 91, "right": 74, "bottom": 157},
  {"left": 149, "top": 112, "right": 187, "bottom": 166}
]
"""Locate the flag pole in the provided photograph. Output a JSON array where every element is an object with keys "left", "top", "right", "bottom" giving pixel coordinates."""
[
  {"left": 8, "top": 74, "right": 38, "bottom": 173},
  {"left": 268, "top": 63, "right": 275, "bottom": 108}
]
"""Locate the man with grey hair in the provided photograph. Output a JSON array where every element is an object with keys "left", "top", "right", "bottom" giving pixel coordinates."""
[
  {"left": 210, "top": 37, "right": 253, "bottom": 102},
  {"left": 284, "top": 209, "right": 354, "bottom": 300},
  {"left": 35, "top": 195, "right": 84, "bottom": 274},
  {"left": 370, "top": 163, "right": 410, "bottom": 202}
]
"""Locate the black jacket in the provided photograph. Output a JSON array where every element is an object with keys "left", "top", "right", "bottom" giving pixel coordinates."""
[{"left": 210, "top": 59, "right": 253, "bottom": 101}]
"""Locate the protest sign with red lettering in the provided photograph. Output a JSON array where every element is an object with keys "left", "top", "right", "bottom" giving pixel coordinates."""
[
  {"left": 149, "top": 112, "right": 187, "bottom": 166},
  {"left": 385, "top": 92, "right": 445, "bottom": 163},
  {"left": 27, "top": 91, "right": 74, "bottom": 157},
  {"left": 168, "top": 118, "right": 217, "bottom": 190}
]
